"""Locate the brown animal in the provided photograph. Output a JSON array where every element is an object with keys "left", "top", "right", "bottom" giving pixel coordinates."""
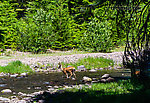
[
  {"left": 135, "top": 71, "right": 140, "bottom": 76},
  {"left": 58, "top": 63, "right": 76, "bottom": 78}
]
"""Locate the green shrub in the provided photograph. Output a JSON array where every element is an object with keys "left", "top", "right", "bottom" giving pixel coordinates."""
[
  {"left": 14, "top": 15, "right": 53, "bottom": 53},
  {"left": 0, "top": 1, "right": 18, "bottom": 49},
  {"left": 13, "top": 0, "right": 79, "bottom": 53},
  {"left": 79, "top": 18, "right": 113, "bottom": 52},
  {"left": 0, "top": 60, "right": 33, "bottom": 74}
]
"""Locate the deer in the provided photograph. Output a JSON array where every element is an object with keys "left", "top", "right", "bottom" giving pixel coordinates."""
[{"left": 58, "top": 63, "right": 76, "bottom": 78}]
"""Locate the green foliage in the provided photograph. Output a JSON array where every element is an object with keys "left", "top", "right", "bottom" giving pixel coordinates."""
[
  {"left": 68, "top": 0, "right": 94, "bottom": 24},
  {"left": 1, "top": 0, "right": 148, "bottom": 53},
  {"left": 79, "top": 18, "right": 113, "bottom": 52},
  {"left": 14, "top": 10, "right": 53, "bottom": 53},
  {"left": 61, "top": 56, "right": 114, "bottom": 69},
  {"left": 94, "top": 1, "right": 125, "bottom": 46},
  {"left": 13, "top": 0, "right": 80, "bottom": 53},
  {"left": 0, "top": 1, "right": 17, "bottom": 49},
  {"left": 0, "top": 60, "right": 33, "bottom": 74},
  {"left": 48, "top": 0, "right": 79, "bottom": 50},
  {"left": 66, "top": 80, "right": 135, "bottom": 95},
  {"left": 48, "top": 79, "right": 147, "bottom": 103}
]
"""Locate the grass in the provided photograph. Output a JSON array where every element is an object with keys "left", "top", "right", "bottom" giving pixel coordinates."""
[
  {"left": 33, "top": 79, "right": 149, "bottom": 103},
  {"left": 0, "top": 60, "right": 33, "bottom": 74},
  {"left": 61, "top": 57, "right": 114, "bottom": 70},
  {"left": 65, "top": 80, "right": 140, "bottom": 95},
  {"left": 111, "top": 46, "right": 125, "bottom": 52}
]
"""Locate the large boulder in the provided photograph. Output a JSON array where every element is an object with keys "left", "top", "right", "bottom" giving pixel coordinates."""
[{"left": 1, "top": 89, "right": 12, "bottom": 93}]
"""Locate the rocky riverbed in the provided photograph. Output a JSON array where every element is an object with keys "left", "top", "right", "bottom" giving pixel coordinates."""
[
  {"left": 0, "top": 70, "right": 131, "bottom": 103},
  {"left": 0, "top": 51, "right": 123, "bottom": 67},
  {"left": 0, "top": 51, "right": 127, "bottom": 103}
]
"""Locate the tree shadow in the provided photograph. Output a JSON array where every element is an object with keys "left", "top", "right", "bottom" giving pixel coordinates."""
[{"left": 30, "top": 80, "right": 150, "bottom": 103}]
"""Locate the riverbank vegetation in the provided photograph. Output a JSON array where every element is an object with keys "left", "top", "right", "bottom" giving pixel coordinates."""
[
  {"left": 0, "top": 60, "right": 33, "bottom": 73},
  {"left": 62, "top": 57, "right": 114, "bottom": 69},
  {"left": 1, "top": 0, "right": 144, "bottom": 53},
  {"left": 0, "top": 56, "right": 115, "bottom": 73},
  {"left": 33, "top": 79, "right": 150, "bottom": 103}
]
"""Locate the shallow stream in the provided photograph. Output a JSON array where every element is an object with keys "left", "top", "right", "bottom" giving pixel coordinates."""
[{"left": 0, "top": 70, "right": 131, "bottom": 97}]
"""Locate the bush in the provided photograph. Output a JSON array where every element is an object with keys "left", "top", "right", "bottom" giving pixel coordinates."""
[
  {"left": 0, "top": 1, "right": 17, "bottom": 49},
  {"left": 79, "top": 18, "right": 113, "bottom": 52},
  {"left": 14, "top": 12, "right": 53, "bottom": 53},
  {"left": 13, "top": 0, "right": 79, "bottom": 53}
]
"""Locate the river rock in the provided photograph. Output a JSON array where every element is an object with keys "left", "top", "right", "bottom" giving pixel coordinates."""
[
  {"left": 0, "top": 84, "right": 7, "bottom": 87},
  {"left": 77, "top": 65, "right": 86, "bottom": 71},
  {"left": 10, "top": 74, "right": 18, "bottom": 78},
  {"left": 83, "top": 76, "right": 92, "bottom": 82},
  {"left": 54, "top": 86, "right": 59, "bottom": 89},
  {"left": 100, "top": 79, "right": 107, "bottom": 83},
  {"left": 35, "top": 87, "right": 41, "bottom": 90},
  {"left": 0, "top": 97, "right": 10, "bottom": 102},
  {"left": 89, "top": 69, "right": 97, "bottom": 72},
  {"left": 32, "top": 91, "right": 44, "bottom": 95},
  {"left": 0, "top": 72, "right": 8, "bottom": 77},
  {"left": 20, "top": 73, "right": 27, "bottom": 77},
  {"left": 47, "top": 85, "right": 52, "bottom": 88},
  {"left": 9, "top": 97, "right": 19, "bottom": 103},
  {"left": 38, "top": 100, "right": 45, "bottom": 103},
  {"left": 48, "top": 88, "right": 55, "bottom": 91},
  {"left": 101, "top": 74, "right": 110, "bottom": 79},
  {"left": 0, "top": 72, "right": 5, "bottom": 77},
  {"left": 1, "top": 89, "right": 12, "bottom": 93},
  {"left": 72, "top": 77, "right": 76, "bottom": 80},
  {"left": 98, "top": 68, "right": 103, "bottom": 70},
  {"left": 16, "top": 100, "right": 27, "bottom": 103},
  {"left": 18, "top": 92, "right": 27, "bottom": 97},
  {"left": 106, "top": 77, "right": 115, "bottom": 82}
]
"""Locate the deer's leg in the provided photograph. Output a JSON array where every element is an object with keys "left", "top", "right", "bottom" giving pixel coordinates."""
[
  {"left": 73, "top": 72, "right": 76, "bottom": 78},
  {"left": 69, "top": 71, "right": 73, "bottom": 78},
  {"left": 64, "top": 71, "right": 68, "bottom": 78}
]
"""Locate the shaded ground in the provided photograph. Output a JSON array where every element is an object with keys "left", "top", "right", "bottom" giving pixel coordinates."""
[{"left": 32, "top": 88, "right": 150, "bottom": 103}]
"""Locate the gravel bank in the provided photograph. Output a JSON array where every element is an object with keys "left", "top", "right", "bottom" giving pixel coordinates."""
[
  {"left": 0, "top": 52, "right": 124, "bottom": 66},
  {"left": 0, "top": 52, "right": 125, "bottom": 103}
]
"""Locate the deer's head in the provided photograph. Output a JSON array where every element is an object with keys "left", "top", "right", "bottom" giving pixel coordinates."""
[{"left": 58, "top": 62, "right": 63, "bottom": 70}]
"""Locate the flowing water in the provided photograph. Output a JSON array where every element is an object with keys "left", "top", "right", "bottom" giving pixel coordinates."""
[{"left": 0, "top": 70, "right": 131, "bottom": 97}]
